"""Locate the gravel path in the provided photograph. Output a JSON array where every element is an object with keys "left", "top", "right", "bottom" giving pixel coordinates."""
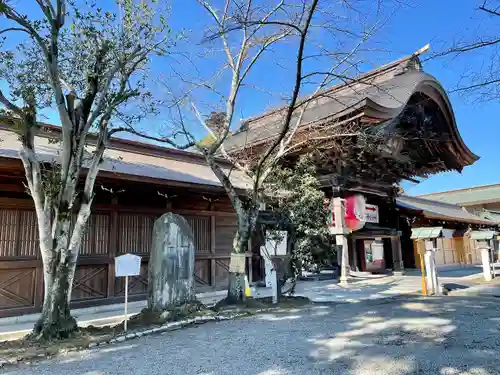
[{"left": 3, "top": 296, "right": 500, "bottom": 375}]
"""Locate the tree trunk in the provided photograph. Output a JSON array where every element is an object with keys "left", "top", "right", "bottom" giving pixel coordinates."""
[
  {"left": 226, "top": 272, "right": 247, "bottom": 304},
  {"left": 31, "top": 252, "right": 78, "bottom": 340},
  {"left": 226, "top": 224, "right": 251, "bottom": 304}
]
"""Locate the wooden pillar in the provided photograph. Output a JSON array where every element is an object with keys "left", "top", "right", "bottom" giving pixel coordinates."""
[
  {"left": 440, "top": 238, "right": 446, "bottom": 265},
  {"left": 391, "top": 236, "right": 404, "bottom": 274},
  {"left": 210, "top": 215, "right": 216, "bottom": 287},
  {"left": 455, "top": 237, "right": 465, "bottom": 265},
  {"left": 107, "top": 197, "right": 118, "bottom": 298},
  {"left": 350, "top": 237, "right": 358, "bottom": 272}
]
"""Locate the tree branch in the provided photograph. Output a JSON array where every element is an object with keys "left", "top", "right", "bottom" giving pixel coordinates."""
[
  {"left": 239, "top": 31, "right": 291, "bottom": 85},
  {"left": 84, "top": 60, "right": 125, "bottom": 132},
  {"left": 85, "top": 35, "right": 167, "bottom": 133},
  {"left": 272, "top": 21, "right": 377, "bottom": 161},
  {"left": 236, "top": 20, "right": 303, "bottom": 34},
  {"left": 197, "top": 0, "right": 236, "bottom": 70},
  {"left": 0, "top": 3, "right": 49, "bottom": 56},
  {"left": 108, "top": 127, "right": 196, "bottom": 150},
  {"left": 253, "top": 0, "right": 320, "bottom": 185},
  {"left": 205, "top": 151, "right": 245, "bottom": 214},
  {"left": 451, "top": 77, "right": 500, "bottom": 92},
  {"left": 35, "top": 0, "right": 55, "bottom": 20},
  {"left": 0, "top": 27, "right": 31, "bottom": 36},
  {"left": 429, "top": 38, "right": 500, "bottom": 60},
  {"left": 479, "top": 4, "right": 500, "bottom": 16}
]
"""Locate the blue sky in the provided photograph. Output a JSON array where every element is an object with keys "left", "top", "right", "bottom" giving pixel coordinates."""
[
  {"left": 380, "top": 1, "right": 500, "bottom": 195},
  {"left": 1, "top": 0, "right": 499, "bottom": 196},
  {"left": 166, "top": 0, "right": 500, "bottom": 196},
  {"left": 154, "top": 0, "right": 500, "bottom": 196}
]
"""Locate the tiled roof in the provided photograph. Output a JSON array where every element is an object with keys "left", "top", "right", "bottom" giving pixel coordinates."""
[
  {"left": 410, "top": 226, "right": 446, "bottom": 239},
  {"left": 226, "top": 70, "right": 433, "bottom": 150},
  {"left": 477, "top": 210, "right": 500, "bottom": 223},
  {"left": 396, "top": 195, "right": 497, "bottom": 226},
  {"left": 0, "top": 129, "right": 252, "bottom": 190},
  {"left": 470, "top": 230, "right": 497, "bottom": 240},
  {"left": 419, "top": 184, "right": 500, "bottom": 206},
  {"left": 223, "top": 52, "right": 479, "bottom": 170}
]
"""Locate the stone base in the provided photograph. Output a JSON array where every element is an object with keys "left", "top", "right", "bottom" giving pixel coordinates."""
[{"left": 393, "top": 270, "right": 405, "bottom": 276}]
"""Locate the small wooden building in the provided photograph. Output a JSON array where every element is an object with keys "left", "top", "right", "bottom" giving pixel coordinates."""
[
  {"left": 0, "top": 120, "right": 251, "bottom": 318},
  {"left": 397, "top": 195, "right": 498, "bottom": 269},
  {"left": 419, "top": 184, "right": 500, "bottom": 222}
]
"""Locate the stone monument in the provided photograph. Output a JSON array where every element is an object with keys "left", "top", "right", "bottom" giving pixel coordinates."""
[{"left": 148, "top": 213, "right": 196, "bottom": 311}]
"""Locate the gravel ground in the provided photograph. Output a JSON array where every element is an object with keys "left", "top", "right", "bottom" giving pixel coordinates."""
[{"left": 3, "top": 296, "right": 500, "bottom": 375}]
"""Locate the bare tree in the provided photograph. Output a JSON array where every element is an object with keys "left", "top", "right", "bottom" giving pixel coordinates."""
[
  {"left": 152, "top": 0, "right": 388, "bottom": 303},
  {"left": 430, "top": 0, "right": 500, "bottom": 100},
  {"left": 0, "top": 0, "right": 173, "bottom": 339}
]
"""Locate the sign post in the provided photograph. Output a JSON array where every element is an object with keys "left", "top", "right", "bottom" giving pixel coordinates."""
[
  {"left": 124, "top": 275, "right": 129, "bottom": 331},
  {"left": 115, "top": 253, "right": 141, "bottom": 332}
]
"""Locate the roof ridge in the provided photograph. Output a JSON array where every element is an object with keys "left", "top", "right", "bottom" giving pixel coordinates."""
[
  {"left": 0, "top": 116, "right": 232, "bottom": 167},
  {"left": 419, "top": 183, "right": 500, "bottom": 197},
  {"left": 237, "top": 48, "right": 428, "bottom": 131},
  {"left": 399, "top": 194, "right": 466, "bottom": 208},
  {"left": 397, "top": 195, "right": 497, "bottom": 226}
]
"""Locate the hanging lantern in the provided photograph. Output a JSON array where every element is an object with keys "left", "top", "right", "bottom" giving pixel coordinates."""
[{"left": 345, "top": 194, "right": 367, "bottom": 232}]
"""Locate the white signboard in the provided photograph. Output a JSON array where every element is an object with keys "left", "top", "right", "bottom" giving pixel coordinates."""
[
  {"left": 115, "top": 253, "right": 141, "bottom": 277},
  {"left": 365, "top": 204, "right": 379, "bottom": 223},
  {"left": 114, "top": 253, "right": 141, "bottom": 332}
]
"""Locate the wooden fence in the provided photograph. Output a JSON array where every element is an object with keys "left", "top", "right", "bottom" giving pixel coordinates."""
[
  {"left": 0, "top": 207, "right": 238, "bottom": 318},
  {"left": 412, "top": 236, "right": 482, "bottom": 269}
]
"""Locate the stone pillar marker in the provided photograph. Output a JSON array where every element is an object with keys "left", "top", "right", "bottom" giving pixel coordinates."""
[
  {"left": 148, "top": 213, "right": 196, "bottom": 311},
  {"left": 332, "top": 197, "right": 350, "bottom": 285},
  {"left": 424, "top": 239, "right": 440, "bottom": 295},
  {"left": 478, "top": 240, "right": 493, "bottom": 281}
]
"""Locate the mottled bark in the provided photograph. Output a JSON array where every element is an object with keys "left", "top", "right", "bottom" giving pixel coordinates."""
[
  {"left": 24, "top": 138, "right": 96, "bottom": 339},
  {"left": 226, "top": 207, "right": 258, "bottom": 303},
  {"left": 226, "top": 273, "right": 247, "bottom": 304},
  {"left": 32, "top": 251, "right": 78, "bottom": 340},
  {"left": 1, "top": 0, "right": 166, "bottom": 341},
  {"left": 226, "top": 228, "right": 250, "bottom": 303}
]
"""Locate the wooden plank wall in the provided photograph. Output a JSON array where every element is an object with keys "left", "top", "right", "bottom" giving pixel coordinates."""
[
  {"left": 412, "top": 237, "right": 482, "bottom": 269},
  {"left": 0, "top": 199, "right": 239, "bottom": 318}
]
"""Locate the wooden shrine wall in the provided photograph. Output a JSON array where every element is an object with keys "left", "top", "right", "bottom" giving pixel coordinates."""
[{"left": 0, "top": 197, "right": 238, "bottom": 318}]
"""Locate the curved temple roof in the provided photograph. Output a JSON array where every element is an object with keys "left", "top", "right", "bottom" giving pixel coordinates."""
[{"left": 224, "top": 52, "right": 478, "bottom": 170}]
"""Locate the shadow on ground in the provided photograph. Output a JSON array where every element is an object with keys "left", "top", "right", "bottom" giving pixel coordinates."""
[
  {"left": 303, "top": 296, "right": 500, "bottom": 374},
  {"left": 3, "top": 294, "right": 500, "bottom": 374}
]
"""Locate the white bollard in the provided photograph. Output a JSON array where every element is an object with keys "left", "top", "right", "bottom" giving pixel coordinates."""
[
  {"left": 271, "top": 268, "right": 278, "bottom": 304},
  {"left": 424, "top": 251, "right": 437, "bottom": 294},
  {"left": 424, "top": 240, "right": 440, "bottom": 295},
  {"left": 481, "top": 247, "right": 493, "bottom": 281}
]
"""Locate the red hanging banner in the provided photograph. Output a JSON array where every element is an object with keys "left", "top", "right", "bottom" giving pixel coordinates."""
[{"left": 326, "top": 195, "right": 366, "bottom": 232}]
